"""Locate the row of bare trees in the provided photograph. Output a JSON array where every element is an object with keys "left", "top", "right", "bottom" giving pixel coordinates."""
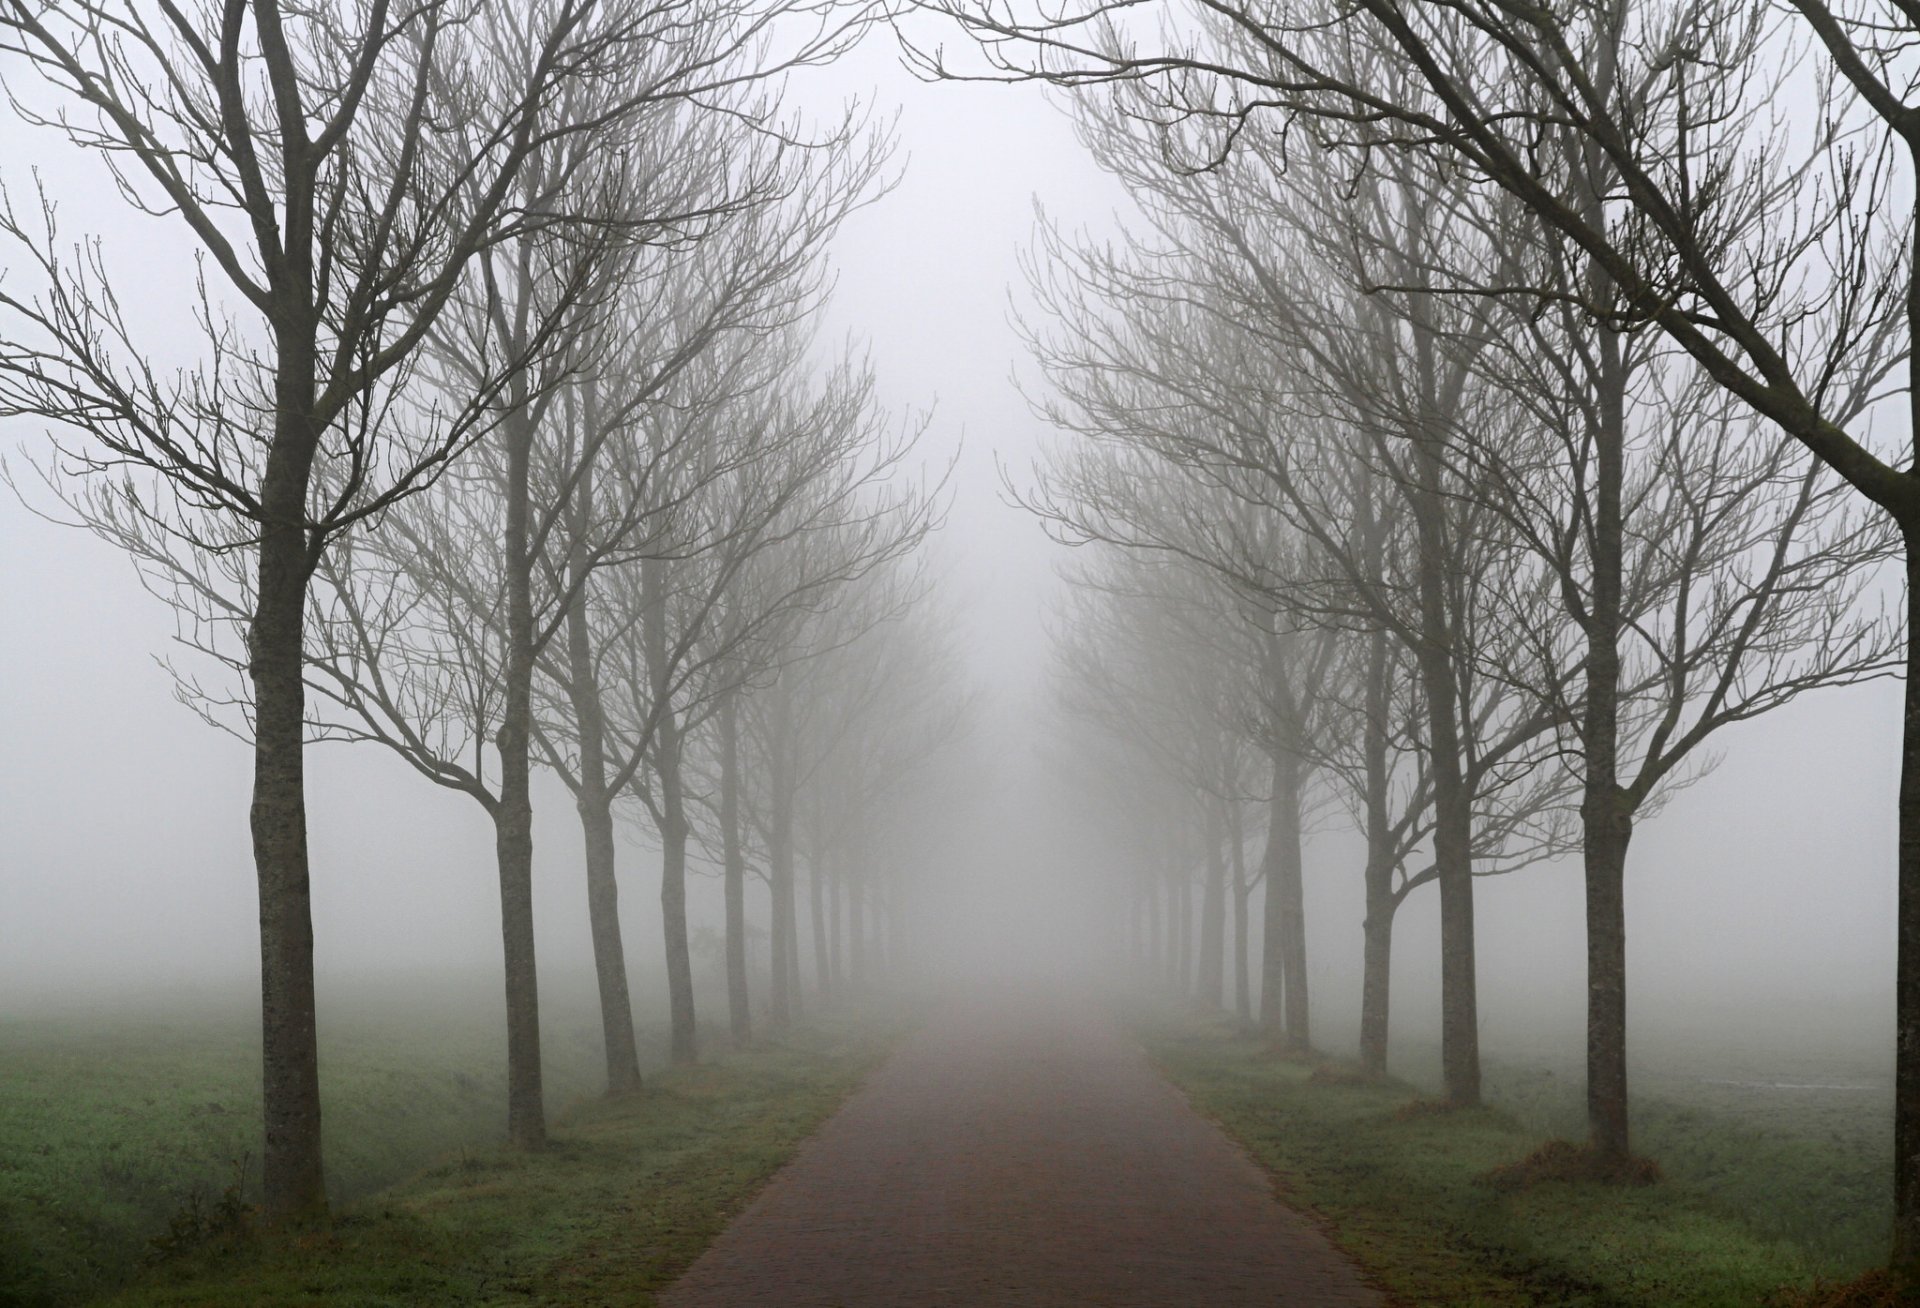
[
  {"left": 921, "top": 0, "right": 1920, "bottom": 1267},
  {"left": 0, "top": 0, "right": 957, "bottom": 1225},
  {"left": 985, "top": 0, "right": 1908, "bottom": 1261}
]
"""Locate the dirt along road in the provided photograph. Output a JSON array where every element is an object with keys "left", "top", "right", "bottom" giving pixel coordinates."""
[{"left": 663, "top": 993, "right": 1383, "bottom": 1306}]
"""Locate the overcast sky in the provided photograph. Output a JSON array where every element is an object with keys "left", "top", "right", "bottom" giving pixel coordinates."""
[{"left": 0, "top": 25, "right": 1900, "bottom": 1068}]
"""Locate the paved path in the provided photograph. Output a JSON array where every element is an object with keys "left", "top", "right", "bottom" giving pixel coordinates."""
[{"left": 663, "top": 994, "right": 1384, "bottom": 1307}]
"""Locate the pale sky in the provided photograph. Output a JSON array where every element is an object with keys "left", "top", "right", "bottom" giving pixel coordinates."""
[{"left": 0, "top": 22, "right": 1900, "bottom": 1071}]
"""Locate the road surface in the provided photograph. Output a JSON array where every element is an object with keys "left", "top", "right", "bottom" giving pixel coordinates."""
[{"left": 663, "top": 994, "right": 1384, "bottom": 1307}]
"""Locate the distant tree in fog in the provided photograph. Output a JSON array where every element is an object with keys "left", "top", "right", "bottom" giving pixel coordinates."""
[
  {"left": 574, "top": 345, "right": 932, "bottom": 1061},
  {"left": 733, "top": 550, "right": 948, "bottom": 1022}
]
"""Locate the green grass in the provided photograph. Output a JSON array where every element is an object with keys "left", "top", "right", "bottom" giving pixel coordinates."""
[
  {"left": 0, "top": 986, "right": 617, "bottom": 1307},
  {"left": 92, "top": 1018, "right": 891, "bottom": 1307},
  {"left": 0, "top": 981, "right": 881, "bottom": 1308},
  {"left": 1139, "top": 1009, "right": 1846, "bottom": 1307}
]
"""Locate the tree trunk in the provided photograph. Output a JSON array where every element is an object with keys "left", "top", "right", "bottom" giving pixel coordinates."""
[
  {"left": 578, "top": 794, "right": 642, "bottom": 1093},
  {"left": 767, "top": 685, "right": 796, "bottom": 1027},
  {"left": 251, "top": 405, "right": 327, "bottom": 1220},
  {"left": 719, "top": 689, "right": 750, "bottom": 1045},
  {"left": 1273, "top": 752, "right": 1310, "bottom": 1048},
  {"left": 1167, "top": 875, "right": 1184, "bottom": 991},
  {"left": 1199, "top": 806, "right": 1226, "bottom": 1009},
  {"left": 1230, "top": 805, "right": 1251, "bottom": 1029},
  {"left": 809, "top": 842, "right": 830, "bottom": 1001},
  {"left": 828, "top": 862, "right": 844, "bottom": 990},
  {"left": 1256, "top": 756, "right": 1304, "bottom": 1044},
  {"left": 496, "top": 411, "right": 546, "bottom": 1150},
  {"left": 1895, "top": 533, "right": 1920, "bottom": 1270},
  {"left": 1582, "top": 319, "right": 1633, "bottom": 1159},
  {"left": 1359, "top": 630, "right": 1395, "bottom": 1080},
  {"left": 1146, "top": 876, "right": 1163, "bottom": 979},
  {"left": 641, "top": 557, "right": 697, "bottom": 1064},
  {"left": 1407, "top": 400, "right": 1479, "bottom": 1106},
  {"left": 850, "top": 877, "right": 868, "bottom": 985},
  {"left": 658, "top": 783, "right": 696, "bottom": 1064},
  {"left": 562, "top": 464, "right": 642, "bottom": 1096}
]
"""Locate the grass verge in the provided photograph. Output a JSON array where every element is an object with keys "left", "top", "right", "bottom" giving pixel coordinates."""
[
  {"left": 1139, "top": 1008, "right": 1848, "bottom": 1307},
  {"left": 0, "top": 988, "right": 614, "bottom": 1307},
  {"left": 95, "top": 1018, "right": 892, "bottom": 1307}
]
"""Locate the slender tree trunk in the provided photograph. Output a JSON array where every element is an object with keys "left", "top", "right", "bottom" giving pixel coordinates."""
[
  {"left": 562, "top": 462, "right": 642, "bottom": 1096},
  {"left": 252, "top": 366, "right": 327, "bottom": 1218},
  {"left": 1257, "top": 757, "right": 1301, "bottom": 1043},
  {"left": 1181, "top": 870, "right": 1197, "bottom": 997},
  {"left": 1893, "top": 168, "right": 1920, "bottom": 1275},
  {"left": 769, "top": 826, "right": 791, "bottom": 1027},
  {"left": 1146, "top": 876, "right": 1163, "bottom": 979},
  {"left": 785, "top": 867, "right": 804, "bottom": 1020},
  {"left": 1419, "top": 569, "right": 1478, "bottom": 1105},
  {"left": 850, "top": 877, "right": 868, "bottom": 985},
  {"left": 720, "top": 689, "right": 750, "bottom": 1045},
  {"left": 1359, "top": 631, "right": 1395, "bottom": 1080},
  {"left": 828, "top": 863, "right": 844, "bottom": 990},
  {"left": 1199, "top": 806, "right": 1226, "bottom": 1009},
  {"left": 1406, "top": 369, "right": 1480, "bottom": 1106},
  {"left": 1582, "top": 319, "right": 1633, "bottom": 1158},
  {"left": 1273, "top": 752, "right": 1310, "bottom": 1048},
  {"left": 1167, "top": 875, "right": 1184, "bottom": 990},
  {"left": 657, "top": 781, "right": 696, "bottom": 1064},
  {"left": 1895, "top": 533, "right": 1920, "bottom": 1270},
  {"left": 768, "top": 686, "right": 796, "bottom": 1028},
  {"left": 578, "top": 794, "right": 641, "bottom": 1092},
  {"left": 809, "top": 840, "right": 830, "bottom": 1001},
  {"left": 1230, "top": 801, "right": 1251, "bottom": 1029},
  {"left": 496, "top": 411, "right": 546, "bottom": 1150},
  {"left": 642, "top": 558, "right": 697, "bottom": 1064}
]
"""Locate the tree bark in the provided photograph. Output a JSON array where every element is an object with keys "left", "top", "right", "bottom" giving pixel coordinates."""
[
  {"left": 562, "top": 464, "right": 643, "bottom": 1096},
  {"left": 719, "top": 689, "right": 750, "bottom": 1046},
  {"left": 1274, "top": 751, "right": 1310, "bottom": 1048},
  {"left": 1896, "top": 532, "right": 1920, "bottom": 1270},
  {"left": 768, "top": 691, "right": 799, "bottom": 1026},
  {"left": 1257, "top": 754, "right": 1308, "bottom": 1045},
  {"left": 828, "top": 861, "right": 844, "bottom": 991},
  {"left": 496, "top": 409, "right": 546, "bottom": 1150},
  {"left": 643, "top": 558, "right": 697, "bottom": 1065},
  {"left": 1229, "top": 800, "right": 1251, "bottom": 1029},
  {"left": 850, "top": 876, "right": 868, "bottom": 985},
  {"left": 1359, "top": 630, "right": 1395, "bottom": 1080},
  {"left": 1168, "top": 874, "right": 1186, "bottom": 992},
  {"left": 1199, "top": 804, "right": 1227, "bottom": 1009},
  {"left": 1582, "top": 318, "right": 1633, "bottom": 1158},
  {"left": 769, "top": 796, "right": 792, "bottom": 1027},
  {"left": 251, "top": 357, "right": 327, "bottom": 1218},
  {"left": 1407, "top": 359, "right": 1480, "bottom": 1107},
  {"left": 1145, "top": 875, "right": 1163, "bottom": 979},
  {"left": 809, "top": 840, "right": 831, "bottom": 1001}
]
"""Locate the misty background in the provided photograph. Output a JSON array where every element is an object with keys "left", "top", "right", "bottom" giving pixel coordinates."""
[{"left": 0, "top": 35, "right": 1895, "bottom": 1071}]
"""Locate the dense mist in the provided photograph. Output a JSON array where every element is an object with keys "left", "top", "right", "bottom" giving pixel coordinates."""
[{"left": 0, "top": 2, "right": 1911, "bottom": 1303}]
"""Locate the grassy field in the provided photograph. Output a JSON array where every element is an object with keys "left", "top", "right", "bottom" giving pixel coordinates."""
[
  {"left": 1140, "top": 1008, "right": 1886, "bottom": 1306},
  {"left": 0, "top": 978, "right": 876, "bottom": 1308}
]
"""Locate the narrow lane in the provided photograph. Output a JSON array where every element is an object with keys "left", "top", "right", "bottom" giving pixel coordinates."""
[{"left": 664, "top": 995, "right": 1384, "bottom": 1306}]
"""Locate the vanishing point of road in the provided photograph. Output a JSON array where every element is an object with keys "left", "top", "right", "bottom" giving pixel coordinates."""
[{"left": 663, "top": 992, "right": 1384, "bottom": 1307}]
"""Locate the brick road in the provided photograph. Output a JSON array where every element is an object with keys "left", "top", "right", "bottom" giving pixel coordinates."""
[{"left": 662, "top": 993, "right": 1385, "bottom": 1306}]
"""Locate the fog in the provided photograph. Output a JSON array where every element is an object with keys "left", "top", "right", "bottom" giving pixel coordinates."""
[
  {"left": 1, "top": 37, "right": 1896, "bottom": 1046},
  {"left": 3, "top": 2, "right": 1920, "bottom": 1298}
]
